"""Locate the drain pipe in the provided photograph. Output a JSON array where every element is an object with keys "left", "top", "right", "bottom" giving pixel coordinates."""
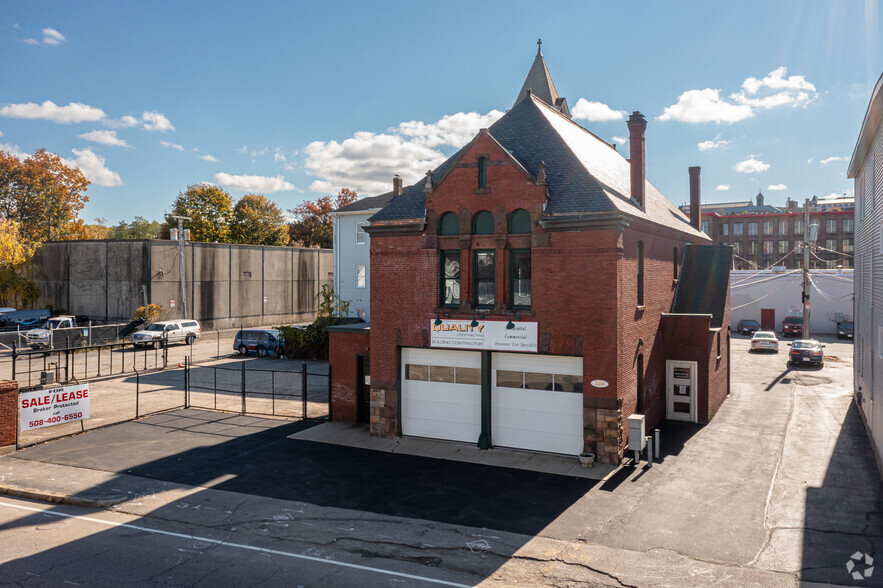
[{"left": 654, "top": 428, "right": 660, "bottom": 460}]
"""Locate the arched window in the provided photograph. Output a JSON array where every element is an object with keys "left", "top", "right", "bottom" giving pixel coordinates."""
[
  {"left": 636, "top": 354, "right": 644, "bottom": 414},
  {"left": 439, "top": 212, "right": 459, "bottom": 236},
  {"left": 673, "top": 247, "right": 679, "bottom": 279},
  {"left": 637, "top": 241, "right": 644, "bottom": 306},
  {"left": 508, "top": 209, "right": 531, "bottom": 234},
  {"left": 472, "top": 210, "right": 494, "bottom": 235},
  {"left": 478, "top": 156, "right": 487, "bottom": 189}
]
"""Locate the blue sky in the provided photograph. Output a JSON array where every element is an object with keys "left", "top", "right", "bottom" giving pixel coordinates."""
[{"left": 1, "top": 1, "right": 881, "bottom": 224}]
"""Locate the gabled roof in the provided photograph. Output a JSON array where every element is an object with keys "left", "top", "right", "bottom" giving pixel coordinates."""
[
  {"left": 848, "top": 70, "right": 883, "bottom": 179},
  {"left": 370, "top": 95, "right": 707, "bottom": 239},
  {"left": 514, "top": 42, "right": 561, "bottom": 112},
  {"left": 334, "top": 191, "right": 395, "bottom": 214},
  {"left": 671, "top": 245, "right": 732, "bottom": 329}
]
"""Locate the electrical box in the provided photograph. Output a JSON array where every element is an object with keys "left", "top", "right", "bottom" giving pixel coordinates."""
[
  {"left": 170, "top": 228, "right": 178, "bottom": 241},
  {"left": 183, "top": 229, "right": 191, "bottom": 241},
  {"left": 628, "top": 414, "right": 646, "bottom": 451}
]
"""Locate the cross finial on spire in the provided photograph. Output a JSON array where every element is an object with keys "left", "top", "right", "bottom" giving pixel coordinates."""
[{"left": 537, "top": 38, "right": 542, "bottom": 56}]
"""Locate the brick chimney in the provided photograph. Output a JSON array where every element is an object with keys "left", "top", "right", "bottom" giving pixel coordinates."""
[
  {"left": 627, "top": 111, "right": 647, "bottom": 208},
  {"left": 688, "top": 166, "right": 701, "bottom": 230},
  {"left": 393, "top": 175, "right": 403, "bottom": 197}
]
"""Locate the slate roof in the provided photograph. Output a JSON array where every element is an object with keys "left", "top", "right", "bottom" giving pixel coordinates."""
[
  {"left": 670, "top": 245, "right": 732, "bottom": 328},
  {"left": 513, "top": 45, "right": 561, "bottom": 111},
  {"left": 335, "top": 191, "right": 396, "bottom": 213},
  {"left": 370, "top": 95, "right": 707, "bottom": 240}
]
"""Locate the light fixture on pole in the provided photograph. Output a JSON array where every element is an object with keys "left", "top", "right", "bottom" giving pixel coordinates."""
[{"left": 434, "top": 314, "right": 443, "bottom": 326}]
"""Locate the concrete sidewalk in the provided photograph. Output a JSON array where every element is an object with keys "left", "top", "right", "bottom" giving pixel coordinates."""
[{"left": 289, "top": 422, "right": 617, "bottom": 480}]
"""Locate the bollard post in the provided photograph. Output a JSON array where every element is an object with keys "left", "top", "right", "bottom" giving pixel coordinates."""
[
  {"left": 302, "top": 362, "right": 308, "bottom": 420},
  {"left": 135, "top": 370, "right": 140, "bottom": 417},
  {"left": 241, "top": 360, "right": 246, "bottom": 415},
  {"left": 654, "top": 428, "right": 660, "bottom": 460},
  {"left": 646, "top": 436, "right": 653, "bottom": 467}
]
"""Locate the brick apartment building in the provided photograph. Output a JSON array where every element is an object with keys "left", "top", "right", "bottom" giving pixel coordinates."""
[
  {"left": 681, "top": 192, "right": 854, "bottom": 270},
  {"left": 329, "top": 44, "right": 732, "bottom": 465}
]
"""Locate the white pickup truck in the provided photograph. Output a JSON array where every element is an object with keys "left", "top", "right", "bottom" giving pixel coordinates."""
[{"left": 24, "top": 316, "right": 80, "bottom": 349}]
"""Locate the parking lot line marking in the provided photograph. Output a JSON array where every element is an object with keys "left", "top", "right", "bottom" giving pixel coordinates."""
[{"left": 0, "top": 500, "right": 470, "bottom": 588}]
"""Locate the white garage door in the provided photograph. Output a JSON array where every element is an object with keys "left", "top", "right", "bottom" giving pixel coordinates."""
[
  {"left": 401, "top": 348, "right": 481, "bottom": 443},
  {"left": 492, "top": 353, "right": 584, "bottom": 456}
]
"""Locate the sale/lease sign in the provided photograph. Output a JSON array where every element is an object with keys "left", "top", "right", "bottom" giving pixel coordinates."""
[{"left": 20, "top": 384, "right": 90, "bottom": 431}]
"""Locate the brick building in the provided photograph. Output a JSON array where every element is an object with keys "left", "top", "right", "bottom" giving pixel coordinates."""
[
  {"left": 330, "top": 44, "right": 732, "bottom": 465},
  {"left": 681, "top": 192, "right": 854, "bottom": 270}
]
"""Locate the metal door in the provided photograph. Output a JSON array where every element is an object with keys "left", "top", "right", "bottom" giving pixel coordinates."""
[
  {"left": 666, "top": 360, "right": 697, "bottom": 422},
  {"left": 761, "top": 308, "right": 776, "bottom": 331}
]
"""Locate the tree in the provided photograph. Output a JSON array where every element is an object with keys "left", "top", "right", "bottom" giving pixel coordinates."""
[
  {"left": 84, "top": 217, "right": 110, "bottom": 240},
  {"left": 0, "top": 148, "right": 90, "bottom": 243},
  {"left": 0, "top": 219, "right": 40, "bottom": 308},
  {"left": 288, "top": 188, "right": 358, "bottom": 248},
  {"left": 163, "top": 184, "right": 234, "bottom": 243},
  {"left": 106, "top": 216, "right": 161, "bottom": 240},
  {"left": 230, "top": 194, "right": 289, "bottom": 246}
]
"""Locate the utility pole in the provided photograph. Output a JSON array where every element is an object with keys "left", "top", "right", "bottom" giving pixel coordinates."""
[
  {"left": 802, "top": 199, "right": 810, "bottom": 339},
  {"left": 170, "top": 215, "right": 191, "bottom": 319}
]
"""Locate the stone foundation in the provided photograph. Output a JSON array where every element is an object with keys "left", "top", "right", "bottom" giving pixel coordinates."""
[
  {"left": 0, "top": 380, "right": 18, "bottom": 450},
  {"left": 584, "top": 399, "right": 624, "bottom": 465}
]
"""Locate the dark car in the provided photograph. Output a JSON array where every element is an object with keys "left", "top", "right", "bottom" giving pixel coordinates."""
[
  {"left": 234, "top": 328, "right": 283, "bottom": 357},
  {"left": 782, "top": 316, "right": 803, "bottom": 338},
  {"left": 836, "top": 320, "right": 854, "bottom": 340},
  {"left": 788, "top": 339, "right": 824, "bottom": 367},
  {"left": 736, "top": 319, "right": 761, "bottom": 336}
]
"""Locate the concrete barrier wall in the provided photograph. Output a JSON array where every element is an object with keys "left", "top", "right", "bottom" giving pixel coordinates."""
[{"left": 28, "top": 240, "right": 332, "bottom": 329}]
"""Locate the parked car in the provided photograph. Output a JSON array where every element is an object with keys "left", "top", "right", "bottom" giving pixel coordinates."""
[
  {"left": 234, "top": 328, "right": 283, "bottom": 357},
  {"left": 836, "top": 320, "right": 854, "bottom": 340},
  {"left": 24, "top": 316, "right": 83, "bottom": 349},
  {"left": 788, "top": 339, "right": 825, "bottom": 367},
  {"left": 132, "top": 320, "right": 201, "bottom": 348},
  {"left": 750, "top": 330, "right": 779, "bottom": 353},
  {"left": 736, "top": 319, "right": 761, "bottom": 336},
  {"left": 782, "top": 316, "right": 803, "bottom": 338}
]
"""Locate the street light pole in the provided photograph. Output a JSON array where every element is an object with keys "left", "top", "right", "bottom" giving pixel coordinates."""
[
  {"left": 802, "top": 198, "right": 810, "bottom": 339},
  {"left": 170, "top": 215, "right": 190, "bottom": 319}
]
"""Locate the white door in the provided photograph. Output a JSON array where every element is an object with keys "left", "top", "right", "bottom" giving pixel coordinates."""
[
  {"left": 666, "top": 360, "right": 697, "bottom": 422},
  {"left": 492, "top": 353, "right": 584, "bottom": 456},
  {"left": 401, "top": 348, "right": 481, "bottom": 443}
]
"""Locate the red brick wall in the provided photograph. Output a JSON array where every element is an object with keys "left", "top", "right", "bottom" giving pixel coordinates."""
[
  {"left": 329, "top": 330, "right": 370, "bottom": 423},
  {"left": 707, "top": 287, "right": 731, "bottom": 420},
  {"left": 0, "top": 380, "right": 18, "bottom": 448}
]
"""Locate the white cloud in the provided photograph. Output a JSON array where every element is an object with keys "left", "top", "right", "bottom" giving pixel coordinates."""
[
  {"left": 214, "top": 172, "right": 295, "bottom": 193},
  {"left": 660, "top": 67, "right": 818, "bottom": 124},
  {"left": 306, "top": 110, "right": 503, "bottom": 195},
  {"left": 0, "top": 100, "right": 106, "bottom": 124},
  {"left": 23, "top": 27, "right": 66, "bottom": 46},
  {"left": 141, "top": 111, "right": 174, "bottom": 132},
  {"left": 396, "top": 110, "right": 504, "bottom": 148},
  {"left": 733, "top": 156, "right": 770, "bottom": 174},
  {"left": 716, "top": 184, "right": 731, "bottom": 191},
  {"left": 62, "top": 148, "right": 122, "bottom": 187},
  {"left": 767, "top": 184, "right": 787, "bottom": 191},
  {"left": 807, "top": 157, "right": 814, "bottom": 165},
  {"left": 820, "top": 155, "right": 849, "bottom": 165},
  {"left": 612, "top": 136, "right": 628, "bottom": 145},
  {"left": 273, "top": 148, "right": 286, "bottom": 163},
  {"left": 0, "top": 130, "right": 3, "bottom": 136},
  {"left": 12, "top": 24, "right": 20, "bottom": 29},
  {"left": 106, "top": 115, "right": 139, "bottom": 128},
  {"left": 78, "top": 129, "right": 129, "bottom": 148},
  {"left": 201, "top": 154, "right": 219, "bottom": 162},
  {"left": 0, "top": 143, "right": 28, "bottom": 160},
  {"left": 697, "top": 134, "right": 729, "bottom": 151},
  {"left": 571, "top": 99, "right": 626, "bottom": 123},
  {"left": 160, "top": 141, "right": 185, "bottom": 151}
]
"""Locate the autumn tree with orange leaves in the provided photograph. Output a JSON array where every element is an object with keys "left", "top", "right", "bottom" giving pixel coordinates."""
[
  {"left": 288, "top": 188, "right": 358, "bottom": 248},
  {"left": 230, "top": 194, "right": 289, "bottom": 246}
]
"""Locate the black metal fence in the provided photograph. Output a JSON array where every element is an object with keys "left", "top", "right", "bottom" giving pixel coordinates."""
[
  {"left": 186, "top": 360, "right": 330, "bottom": 420},
  {"left": 11, "top": 341, "right": 169, "bottom": 391},
  {"left": 16, "top": 367, "right": 187, "bottom": 449}
]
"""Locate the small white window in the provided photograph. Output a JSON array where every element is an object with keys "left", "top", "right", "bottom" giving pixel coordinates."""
[
  {"left": 356, "top": 265, "right": 366, "bottom": 288},
  {"left": 356, "top": 222, "right": 366, "bottom": 245}
]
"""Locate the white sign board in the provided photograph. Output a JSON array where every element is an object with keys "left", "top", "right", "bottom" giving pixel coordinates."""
[
  {"left": 430, "top": 320, "right": 538, "bottom": 352},
  {"left": 788, "top": 305, "right": 802, "bottom": 317},
  {"left": 20, "top": 384, "right": 90, "bottom": 431}
]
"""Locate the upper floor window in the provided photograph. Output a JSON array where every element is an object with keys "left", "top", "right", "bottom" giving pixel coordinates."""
[
  {"left": 721, "top": 223, "right": 729, "bottom": 236},
  {"left": 778, "top": 220, "right": 787, "bottom": 234},
  {"left": 748, "top": 240, "right": 758, "bottom": 254},
  {"left": 843, "top": 238, "right": 854, "bottom": 253},
  {"left": 763, "top": 221, "right": 774, "bottom": 235},
  {"left": 733, "top": 223, "right": 743, "bottom": 236},
  {"left": 356, "top": 221, "right": 366, "bottom": 244},
  {"left": 794, "top": 219, "right": 805, "bottom": 235},
  {"left": 763, "top": 241, "right": 773, "bottom": 254},
  {"left": 478, "top": 156, "right": 488, "bottom": 190},
  {"left": 701, "top": 220, "right": 709, "bottom": 234},
  {"left": 473, "top": 210, "right": 494, "bottom": 235},
  {"left": 843, "top": 218, "right": 854, "bottom": 233},
  {"left": 748, "top": 222, "right": 758, "bottom": 236},
  {"left": 356, "top": 265, "right": 366, "bottom": 288},
  {"left": 508, "top": 209, "right": 531, "bottom": 234},
  {"left": 777, "top": 240, "right": 789, "bottom": 254},
  {"left": 439, "top": 212, "right": 460, "bottom": 235},
  {"left": 637, "top": 241, "right": 644, "bottom": 306},
  {"left": 673, "top": 247, "right": 679, "bottom": 279},
  {"left": 825, "top": 239, "right": 837, "bottom": 251},
  {"left": 440, "top": 251, "right": 461, "bottom": 307},
  {"left": 509, "top": 250, "right": 531, "bottom": 309},
  {"left": 826, "top": 219, "right": 837, "bottom": 233},
  {"left": 733, "top": 241, "right": 742, "bottom": 254},
  {"left": 474, "top": 250, "right": 495, "bottom": 308}
]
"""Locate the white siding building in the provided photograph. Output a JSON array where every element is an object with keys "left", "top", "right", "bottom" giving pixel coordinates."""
[
  {"left": 330, "top": 192, "right": 394, "bottom": 321},
  {"left": 848, "top": 70, "right": 883, "bottom": 481}
]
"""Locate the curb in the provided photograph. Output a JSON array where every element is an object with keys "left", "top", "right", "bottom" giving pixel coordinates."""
[{"left": 0, "top": 485, "right": 126, "bottom": 509}]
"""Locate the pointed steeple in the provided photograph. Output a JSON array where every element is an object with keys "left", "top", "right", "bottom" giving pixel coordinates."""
[{"left": 513, "top": 39, "right": 570, "bottom": 118}]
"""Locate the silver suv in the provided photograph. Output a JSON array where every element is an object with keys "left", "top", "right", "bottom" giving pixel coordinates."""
[{"left": 132, "top": 320, "right": 201, "bottom": 348}]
